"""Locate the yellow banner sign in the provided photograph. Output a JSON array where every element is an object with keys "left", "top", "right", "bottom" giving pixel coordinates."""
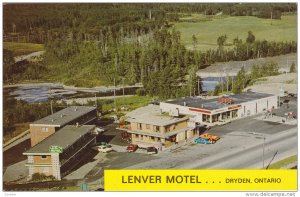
[{"left": 104, "top": 170, "right": 297, "bottom": 191}]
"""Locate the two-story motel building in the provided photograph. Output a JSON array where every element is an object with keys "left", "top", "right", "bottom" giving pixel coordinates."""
[
  {"left": 120, "top": 105, "right": 198, "bottom": 150},
  {"left": 23, "top": 125, "right": 96, "bottom": 180}
]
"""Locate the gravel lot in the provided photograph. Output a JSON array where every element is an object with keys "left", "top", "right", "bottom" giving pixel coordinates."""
[
  {"left": 197, "top": 53, "right": 297, "bottom": 77},
  {"left": 246, "top": 73, "right": 297, "bottom": 95}
]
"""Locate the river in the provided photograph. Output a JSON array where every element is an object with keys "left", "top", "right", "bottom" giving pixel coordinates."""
[{"left": 4, "top": 78, "right": 225, "bottom": 103}]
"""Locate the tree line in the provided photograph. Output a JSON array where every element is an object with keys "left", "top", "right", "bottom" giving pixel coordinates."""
[{"left": 4, "top": 3, "right": 296, "bottom": 35}]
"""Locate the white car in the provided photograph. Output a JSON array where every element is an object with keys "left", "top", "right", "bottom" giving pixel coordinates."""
[
  {"left": 97, "top": 145, "right": 113, "bottom": 153},
  {"left": 92, "top": 127, "right": 105, "bottom": 135}
]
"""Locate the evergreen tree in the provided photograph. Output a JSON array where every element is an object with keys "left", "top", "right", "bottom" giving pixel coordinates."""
[{"left": 232, "top": 67, "right": 246, "bottom": 94}]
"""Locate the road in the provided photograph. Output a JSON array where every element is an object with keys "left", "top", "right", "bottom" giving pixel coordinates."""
[
  {"left": 178, "top": 127, "right": 297, "bottom": 169},
  {"left": 14, "top": 51, "right": 45, "bottom": 63}
]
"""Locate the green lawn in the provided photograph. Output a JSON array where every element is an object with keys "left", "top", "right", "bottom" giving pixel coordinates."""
[
  {"left": 174, "top": 14, "right": 297, "bottom": 51},
  {"left": 268, "top": 155, "right": 297, "bottom": 169},
  {"left": 100, "top": 95, "right": 153, "bottom": 112},
  {"left": 3, "top": 42, "right": 44, "bottom": 56}
]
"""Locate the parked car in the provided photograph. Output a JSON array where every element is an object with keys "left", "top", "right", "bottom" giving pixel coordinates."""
[
  {"left": 97, "top": 145, "right": 113, "bottom": 153},
  {"left": 127, "top": 144, "right": 138, "bottom": 152},
  {"left": 194, "top": 138, "right": 211, "bottom": 144},
  {"left": 91, "top": 127, "right": 105, "bottom": 135},
  {"left": 146, "top": 147, "right": 158, "bottom": 154},
  {"left": 199, "top": 133, "right": 220, "bottom": 144}
]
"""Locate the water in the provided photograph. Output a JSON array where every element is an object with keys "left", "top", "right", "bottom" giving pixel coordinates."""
[
  {"left": 202, "top": 77, "right": 226, "bottom": 91},
  {"left": 5, "top": 78, "right": 227, "bottom": 103},
  {"left": 5, "top": 83, "right": 140, "bottom": 103}
]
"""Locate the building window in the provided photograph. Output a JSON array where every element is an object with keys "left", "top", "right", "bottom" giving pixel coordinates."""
[
  {"left": 154, "top": 126, "right": 160, "bottom": 132},
  {"left": 42, "top": 127, "right": 48, "bottom": 132},
  {"left": 140, "top": 135, "right": 143, "bottom": 140},
  {"left": 146, "top": 124, "right": 150, "bottom": 129},
  {"left": 165, "top": 126, "right": 170, "bottom": 132},
  {"left": 151, "top": 136, "right": 155, "bottom": 140},
  {"left": 41, "top": 155, "right": 47, "bottom": 159},
  {"left": 138, "top": 123, "right": 142, "bottom": 130},
  {"left": 135, "top": 134, "right": 139, "bottom": 138},
  {"left": 202, "top": 114, "right": 210, "bottom": 123}
]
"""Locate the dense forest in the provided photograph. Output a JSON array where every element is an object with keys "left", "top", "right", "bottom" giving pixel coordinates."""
[
  {"left": 3, "top": 3, "right": 297, "bottom": 99},
  {"left": 3, "top": 3, "right": 297, "bottom": 141}
]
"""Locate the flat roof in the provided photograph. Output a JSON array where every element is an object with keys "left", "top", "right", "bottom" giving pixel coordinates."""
[
  {"left": 31, "top": 106, "right": 96, "bottom": 126},
  {"left": 165, "top": 91, "right": 274, "bottom": 110},
  {"left": 24, "top": 125, "right": 96, "bottom": 154},
  {"left": 126, "top": 105, "right": 188, "bottom": 126}
]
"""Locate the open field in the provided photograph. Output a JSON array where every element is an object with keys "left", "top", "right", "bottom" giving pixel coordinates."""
[
  {"left": 174, "top": 14, "right": 297, "bottom": 51},
  {"left": 4, "top": 42, "right": 44, "bottom": 56}
]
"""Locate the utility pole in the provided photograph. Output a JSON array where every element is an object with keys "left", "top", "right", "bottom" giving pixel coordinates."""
[
  {"left": 242, "top": 64, "right": 245, "bottom": 89},
  {"left": 122, "top": 77, "right": 125, "bottom": 109},
  {"left": 221, "top": 69, "right": 224, "bottom": 94},
  {"left": 49, "top": 87, "right": 53, "bottom": 115},
  {"left": 51, "top": 100, "right": 53, "bottom": 115},
  {"left": 114, "top": 55, "right": 117, "bottom": 111},
  {"left": 231, "top": 75, "right": 234, "bottom": 92},
  {"left": 226, "top": 69, "right": 229, "bottom": 93},
  {"left": 114, "top": 78, "right": 116, "bottom": 111},
  {"left": 263, "top": 136, "right": 266, "bottom": 168},
  {"left": 197, "top": 79, "right": 200, "bottom": 96},
  {"left": 251, "top": 132, "right": 266, "bottom": 169},
  {"left": 95, "top": 93, "right": 97, "bottom": 108},
  {"left": 286, "top": 59, "right": 288, "bottom": 75}
]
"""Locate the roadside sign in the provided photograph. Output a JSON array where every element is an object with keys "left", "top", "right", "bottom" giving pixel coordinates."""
[{"left": 49, "top": 145, "right": 63, "bottom": 153}]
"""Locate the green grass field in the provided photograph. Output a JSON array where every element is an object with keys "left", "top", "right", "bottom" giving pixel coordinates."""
[
  {"left": 268, "top": 155, "right": 297, "bottom": 169},
  {"left": 174, "top": 14, "right": 297, "bottom": 51},
  {"left": 3, "top": 42, "right": 44, "bottom": 56}
]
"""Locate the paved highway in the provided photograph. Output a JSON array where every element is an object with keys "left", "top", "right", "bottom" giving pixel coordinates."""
[{"left": 177, "top": 127, "right": 297, "bottom": 169}]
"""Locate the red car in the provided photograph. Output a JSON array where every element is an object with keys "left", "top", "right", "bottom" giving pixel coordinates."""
[{"left": 127, "top": 144, "right": 138, "bottom": 152}]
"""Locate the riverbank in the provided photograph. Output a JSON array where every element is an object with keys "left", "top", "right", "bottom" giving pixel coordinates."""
[{"left": 3, "top": 82, "right": 143, "bottom": 91}]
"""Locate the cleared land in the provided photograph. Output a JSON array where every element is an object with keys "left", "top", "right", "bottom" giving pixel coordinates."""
[
  {"left": 246, "top": 73, "right": 297, "bottom": 95},
  {"left": 197, "top": 53, "right": 297, "bottom": 77},
  {"left": 174, "top": 14, "right": 297, "bottom": 51},
  {"left": 3, "top": 42, "right": 44, "bottom": 56}
]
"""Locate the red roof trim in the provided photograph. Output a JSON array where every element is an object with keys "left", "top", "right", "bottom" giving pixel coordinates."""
[
  {"left": 228, "top": 105, "right": 242, "bottom": 110},
  {"left": 189, "top": 108, "right": 211, "bottom": 114}
]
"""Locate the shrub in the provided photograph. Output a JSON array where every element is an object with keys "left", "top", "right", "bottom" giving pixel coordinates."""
[{"left": 31, "top": 173, "right": 56, "bottom": 181}]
